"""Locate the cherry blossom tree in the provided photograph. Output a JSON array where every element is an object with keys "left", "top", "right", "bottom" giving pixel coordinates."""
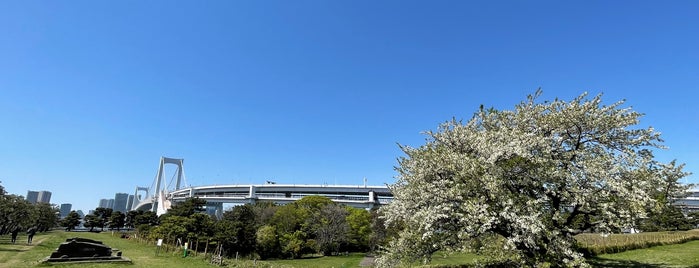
[{"left": 378, "top": 91, "right": 690, "bottom": 267}]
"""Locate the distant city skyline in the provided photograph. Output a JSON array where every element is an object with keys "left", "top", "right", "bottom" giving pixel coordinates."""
[
  {"left": 5, "top": 187, "right": 140, "bottom": 213},
  {"left": 25, "top": 190, "right": 51, "bottom": 204}
]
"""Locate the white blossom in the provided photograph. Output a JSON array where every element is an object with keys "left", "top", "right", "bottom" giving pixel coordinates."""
[{"left": 377, "top": 91, "right": 689, "bottom": 267}]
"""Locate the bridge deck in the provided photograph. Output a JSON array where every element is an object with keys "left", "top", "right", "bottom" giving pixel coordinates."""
[{"left": 133, "top": 184, "right": 393, "bottom": 214}]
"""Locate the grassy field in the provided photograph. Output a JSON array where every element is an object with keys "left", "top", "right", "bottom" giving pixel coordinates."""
[
  {"left": 589, "top": 240, "right": 699, "bottom": 268},
  {"left": 0, "top": 231, "right": 227, "bottom": 268},
  {"left": 0, "top": 230, "right": 368, "bottom": 268},
  {"left": 256, "top": 253, "right": 364, "bottom": 268},
  {"left": 5, "top": 230, "right": 699, "bottom": 267}
]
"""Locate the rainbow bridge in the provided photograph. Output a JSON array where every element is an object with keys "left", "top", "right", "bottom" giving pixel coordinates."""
[{"left": 131, "top": 157, "right": 393, "bottom": 216}]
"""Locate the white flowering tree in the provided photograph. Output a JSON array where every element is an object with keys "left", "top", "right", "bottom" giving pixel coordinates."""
[{"left": 378, "top": 91, "right": 690, "bottom": 267}]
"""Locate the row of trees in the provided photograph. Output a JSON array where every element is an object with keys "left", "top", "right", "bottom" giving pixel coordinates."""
[
  {"left": 56, "top": 195, "right": 392, "bottom": 259},
  {"left": 60, "top": 207, "right": 159, "bottom": 232},
  {"left": 142, "top": 196, "right": 391, "bottom": 259},
  {"left": 0, "top": 182, "right": 60, "bottom": 235}
]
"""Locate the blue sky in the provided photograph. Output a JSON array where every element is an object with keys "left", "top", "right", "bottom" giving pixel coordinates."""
[{"left": 1, "top": 1, "right": 697, "bottom": 212}]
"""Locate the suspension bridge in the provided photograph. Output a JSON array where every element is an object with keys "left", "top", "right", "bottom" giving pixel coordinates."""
[{"left": 130, "top": 157, "right": 393, "bottom": 216}]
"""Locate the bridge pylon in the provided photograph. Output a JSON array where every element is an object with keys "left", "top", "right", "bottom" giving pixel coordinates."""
[
  {"left": 132, "top": 157, "right": 186, "bottom": 213},
  {"left": 152, "top": 157, "right": 186, "bottom": 213}
]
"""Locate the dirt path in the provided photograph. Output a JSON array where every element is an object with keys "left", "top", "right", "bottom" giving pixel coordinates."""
[{"left": 0, "top": 235, "right": 50, "bottom": 267}]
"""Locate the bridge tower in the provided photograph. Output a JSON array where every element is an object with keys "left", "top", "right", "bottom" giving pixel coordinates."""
[
  {"left": 131, "top": 186, "right": 149, "bottom": 211},
  {"left": 131, "top": 156, "right": 187, "bottom": 213},
  {"left": 152, "top": 157, "right": 186, "bottom": 213}
]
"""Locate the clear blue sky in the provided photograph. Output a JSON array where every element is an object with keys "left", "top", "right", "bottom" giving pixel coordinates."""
[{"left": 1, "top": 1, "right": 697, "bottom": 213}]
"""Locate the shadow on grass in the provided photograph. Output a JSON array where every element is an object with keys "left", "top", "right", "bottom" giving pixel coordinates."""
[
  {"left": 589, "top": 257, "right": 664, "bottom": 268},
  {"left": 0, "top": 248, "right": 29, "bottom": 252},
  {"left": 297, "top": 255, "right": 323, "bottom": 260},
  {"left": 294, "top": 253, "right": 361, "bottom": 260}
]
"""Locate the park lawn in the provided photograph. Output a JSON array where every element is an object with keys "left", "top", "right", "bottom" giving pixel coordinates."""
[
  {"left": 0, "top": 231, "right": 57, "bottom": 267},
  {"left": 0, "top": 230, "right": 369, "bottom": 268},
  {"left": 7, "top": 230, "right": 699, "bottom": 267},
  {"left": 0, "top": 230, "right": 215, "bottom": 268},
  {"left": 590, "top": 239, "right": 699, "bottom": 268},
  {"left": 425, "top": 252, "right": 482, "bottom": 266},
  {"left": 420, "top": 239, "right": 699, "bottom": 268},
  {"left": 255, "top": 253, "right": 365, "bottom": 268}
]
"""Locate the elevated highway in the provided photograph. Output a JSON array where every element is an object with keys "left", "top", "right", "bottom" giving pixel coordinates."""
[
  {"left": 168, "top": 184, "right": 392, "bottom": 216},
  {"left": 131, "top": 157, "right": 393, "bottom": 216}
]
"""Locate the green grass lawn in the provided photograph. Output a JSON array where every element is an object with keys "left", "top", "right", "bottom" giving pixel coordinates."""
[
  {"left": 423, "top": 240, "right": 699, "bottom": 267},
  {"left": 5, "top": 230, "right": 699, "bottom": 267},
  {"left": 0, "top": 230, "right": 368, "bottom": 268},
  {"left": 423, "top": 252, "right": 482, "bottom": 266},
  {"left": 589, "top": 239, "right": 699, "bottom": 268},
  {"left": 256, "top": 253, "right": 364, "bottom": 268},
  {"left": 0, "top": 230, "right": 220, "bottom": 268}
]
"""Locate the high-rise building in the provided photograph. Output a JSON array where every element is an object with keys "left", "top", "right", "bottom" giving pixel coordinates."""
[
  {"left": 98, "top": 199, "right": 110, "bottom": 209},
  {"left": 107, "top": 199, "right": 115, "bottom": 210},
  {"left": 59, "top": 203, "right": 72, "bottom": 218},
  {"left": 113, "top": 193, "right": 129, "bottom": 213},
  {"left": 126, "top": 195, "right": 135, "bottom": 211},
  {"left": 76, "top": 210, "right": 85, "bottom": 218},
  {"left": 26, "top": 190, "right": 51, "bottom": 203},
  {"left": 26, "top": 191, "right": 39, "bottom": 204},
  {"left": 37, "top": 191, "right": 52, "bottom": 203}
]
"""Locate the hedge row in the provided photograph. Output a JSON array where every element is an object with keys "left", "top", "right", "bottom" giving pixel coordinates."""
[{"left": 576, "top": 229, "right": 699, "bottom": 256}]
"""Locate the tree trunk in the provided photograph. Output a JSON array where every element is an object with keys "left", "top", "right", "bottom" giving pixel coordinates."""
[{"left": 204, "top": 239, "right": 209, "bottom": 257}]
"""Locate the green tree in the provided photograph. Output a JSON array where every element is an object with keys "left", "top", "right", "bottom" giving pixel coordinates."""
[
  {"left": 165, "top": 198, "right": 206, "bottom": 218},
  {"left": 186, "top": 213, "right": 214, "bottom": 248},
  {"left": 280, "top": 230, "right": 305, "bottom": 259},
  {"left": 125, "top": 210, "right": 140, "bottom": 229},
  {"left": 640, "top": 205, "right": 694, "bottom": 232},
  {"left": 271, "top": 202, "right": 305, "bottom": 234},
  {"left": 109, "top": 211, "right": 126, "bottom": 231},
  {"left": 149, "top": 215, "right": 191, "bottom": 245},
  {"left": 295, "top": 195, "right": 334, "bottom": 212},
  {"left": 32, "top": 203, "right": 59, "bottom": 232},
  {"left": 60, "top": 211, "right": 82, "bottom": 231},
  {"left": 1, "top": 194, "right": 33, "bottom": 232},
  {"left": 270, "top": 196, "right": 338, "bottom": 257},
  {"left": 215, "top": 204, "right": 257, "bottom": 256},
  {"left": 134, "top": 210, "right": 159, "bottom": 226},
  {"left": 270, "top": 203, "right": 307, "bottom": 258},
  {"left": 314, "top": 204, "right": 349, "bottom": 255},
  {"left": 640, "top": 161, "right": 693, "bottom": 232},
  {"left": 256, "top": 225, "right": 280, "bottom": 259},
  {"left": 251, "top": 201, "right": 278, "bottom": 228},
  {"left": 346, "top": 207, "right": 372, "bottom": 251},
  {"left": 83, "top": 214, "right": 100, "bottom": 232},
  {"left": 133, "top": 210, "right": 159, "bottom": 236},
  {"left": 378, "top": 91, "right": 690, "bottom": 267},
  {"left": 152, "top": 197, "right": 214, "bottom": 250},
  {"left": 93, "top": 207, "right": 113, "bottom": 231}
]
